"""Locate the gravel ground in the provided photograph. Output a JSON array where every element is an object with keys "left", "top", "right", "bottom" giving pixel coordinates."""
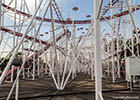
[{"left": 0, "top": 73, "right": 140, "bottom": 100}]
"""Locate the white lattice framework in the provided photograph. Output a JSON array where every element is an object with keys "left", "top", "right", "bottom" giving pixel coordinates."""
[{"left": 0, "top": 0, "right": 140, "bottom": 100}]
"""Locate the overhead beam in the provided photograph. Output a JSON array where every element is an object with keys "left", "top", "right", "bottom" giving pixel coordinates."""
[{"left": 2, "top": 3, "right": 140, "bottom": 24}]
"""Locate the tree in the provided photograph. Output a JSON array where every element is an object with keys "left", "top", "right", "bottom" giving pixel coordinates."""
[{"left": 0, "top": 52, "right": 22, "bottom": 70}]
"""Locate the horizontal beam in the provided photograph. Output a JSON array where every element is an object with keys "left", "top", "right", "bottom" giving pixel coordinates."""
[{"left": 2, "top": 3, "right": 140, "bottom": 24}]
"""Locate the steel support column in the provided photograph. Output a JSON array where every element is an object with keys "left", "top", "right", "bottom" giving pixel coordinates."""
[
  {"left": 94, "top": 0, "right": 102, "bottom": 100},
  {"left": 0, "top": 0, "right": 2, "bottom": 45},
  {"left": 0, "top": 0, "right": 44, "bottom": 85}
]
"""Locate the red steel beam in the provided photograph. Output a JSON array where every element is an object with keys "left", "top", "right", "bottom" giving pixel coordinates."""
[
  {"left": 102, "top": 0, "right": 119, "bottom": 16},
  {"left": 0, "top": 27, "right": 49, "bottom": 45},
  {"left": 0, "top": 26, "right": 69, "bottom": 66},
  {"left": 2, "top": 3, "right": 140, "bottom": 24},
  {"left": 100, "top": 5, "right": 140, "bottom": 21}
]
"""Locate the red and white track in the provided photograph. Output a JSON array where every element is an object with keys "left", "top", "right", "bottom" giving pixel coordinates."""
[{"left": 2, "top": 3, "right": 140, "bottom": 24}]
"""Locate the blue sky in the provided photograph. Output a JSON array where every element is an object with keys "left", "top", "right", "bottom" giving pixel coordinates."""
[
  {"left": 1, "top": 0, "right": 96, "bottom": 57},
  {"left": 2, "top": 0, "right": 140, "bottom": 39},
  {"left": 57, "top": 0, "right": 93, "bottom": 20}
]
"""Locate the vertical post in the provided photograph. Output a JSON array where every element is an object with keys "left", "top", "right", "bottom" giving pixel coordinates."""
[
  {"left": 32, "top": 0, "right": 37, "bottom": 80},
  {"left": 27, "top": 68, "right": 30, "bottom": 78},
  {"left": 22, "top": 48, "right": 25, "bottom": 79},
  {"left": 72, "top": 21, "right": 76, "bottom": 79},
  {"left": 134, "top": 0, "right": 139, "bottom": 56},
  {"left": 15, "top": 67, "right": 19, "bottom": 100},
  {"left": 115, "top": 2, "right": 120, "bottom": 78},
  {"left": 110, "top": 0, "right": 115, "bottom": 83},
  {"left": 0, "top": 0, "right": 1, "bottom": 25},
  {"left": 122, "top": 14, "right": 127, "bottom": 61},
  {"left": 13, "top": 0, "right": 17, "bottom": 48},
  {"left": 0, "top": 0, "right": 44, "bottom": 85},
  {"left": 37, "top": 55, "right": 40, "bottom": 76},
  {"left": 32, "top": 33, "right": 35, "bottom": 80},
  {"left": 22, "top": 66, "right": 25, "bottom": 79},
  {"left": 32, "top": 53, "right": 35, "bottom": 80},
  {"left": 107, "top": 42, "right": 110, "bottom": 76},
  {"left": 7, "top": 1, "right": 51, "bottom": 98},
  {"left": 116, "top": 23, "right": 120, "bottom": 78},
  {"left": 50, "top": 0, "right": 60, "bottom": 88},
  {"left": 94, "top": 0, "right": 102, "bottom": 100},
  {"left": 0, "top": 0, "right": 2, "bottom": 45},
  {"left": 11, "top": 66, "right": 14, "bottom": 82}
]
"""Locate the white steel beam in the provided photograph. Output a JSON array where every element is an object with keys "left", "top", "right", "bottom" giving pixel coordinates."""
[
  {"left": 94, "top": 0, "right": 102, "bottom": 100},
  {"left": 0, "top": 0, "right": 44, "bottom": 85},
  {"left": 110, "top": 0, "right": 115, "bottom": 83},
  {"left": 50, "top": 0, "right": 60, "bottom": 88},
  {"left": 0, "top": 0, "right": 2, "bottom": 45},
  {"left": 6, "top": 1, "right": 51, "bottom": 99}
]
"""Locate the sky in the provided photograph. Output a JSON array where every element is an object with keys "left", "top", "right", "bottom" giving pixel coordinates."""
[
  {"left": 4, "top": 0, "right": 94, "bottom": 20},
  {"left": 2, "top": 0, "right": 96, "bottom": 42},
  {"left": 0, "top": 0, "right": 101, "bottom": 58},
  {"left": 3, "top": 0, "right": 95, "bottom": 32}
]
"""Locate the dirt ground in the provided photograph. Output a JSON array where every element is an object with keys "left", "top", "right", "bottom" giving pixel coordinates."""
[{"left": 0, "top": 73, "right": 140, "bottom": 100}]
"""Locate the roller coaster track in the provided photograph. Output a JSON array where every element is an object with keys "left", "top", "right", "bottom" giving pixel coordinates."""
[
  {"left": 1, "top": 1, "right": 140, "bottom": 62},
  {"left": 26, "top": 31, "right": 69, "bottom": 61},
  {"left": 101, "top": 0, "right": 119, "bottom": 16},
  {"left": 0, "top": 26, "right": 69, "bottom": 69},
  {"left": 1, "top": 0, "right": 140, "bottom": 78},
  {"left": 0, "top": 26, "right": 91, "bottom": 67},
  {"left": 0, "top": 27, "right": 49, "bottom": 45},
  {"left": 2, "top": 3, "right": 140, "bottom": 24},
  {"left": 1, "top": 0, "right": 140, "bottom": 64}
]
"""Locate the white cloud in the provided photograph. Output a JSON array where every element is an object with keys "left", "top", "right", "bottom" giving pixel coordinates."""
[
  {"left": 3, "top": 0, "right": 49, "bottom": 23},
  {"left": 5, "top": 0, "right": 45, "bottom": 14},
  {"left": 3, "top": 0, "right": 70, "bottom": 27},
  {"left": 4, "top": 0, "right": 66, "bottom": 12},
  {"left": 4, "top": 0, "right": 67, "bottom": 20}
]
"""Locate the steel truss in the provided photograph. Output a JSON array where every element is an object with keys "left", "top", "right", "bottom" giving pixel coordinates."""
[{"left": 0, "top": 0, "right": 140, "bottom": 100}]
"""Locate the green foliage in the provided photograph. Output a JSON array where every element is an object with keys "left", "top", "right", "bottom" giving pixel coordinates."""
[
  {"left": 0, "top": 58, "right": 9, "bottom": 70},
  {"left": 16, "top": 52, "right": 22, "bottom": 57}
]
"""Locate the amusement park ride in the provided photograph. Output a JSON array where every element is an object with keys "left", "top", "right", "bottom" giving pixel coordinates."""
[{"left": 0, "top": 0, "right": 140, "bottom": 100}]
